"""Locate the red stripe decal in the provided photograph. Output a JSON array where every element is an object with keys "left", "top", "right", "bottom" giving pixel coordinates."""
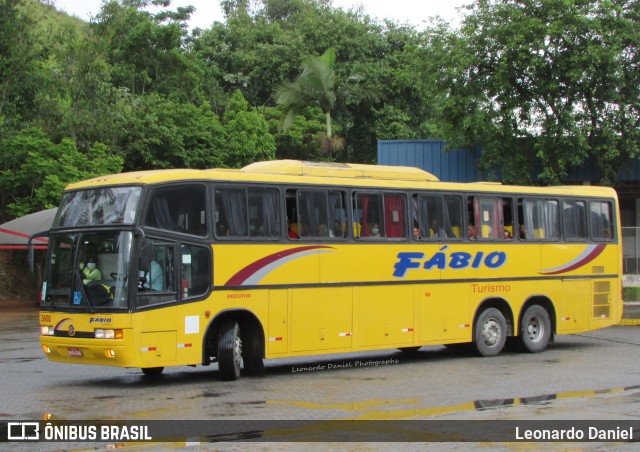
[
  {"left": 224, "top": 246, "right": 333, "bottom": 286},
  {"left": 540, "top": 244, "right": 606, "bottom": 275}
]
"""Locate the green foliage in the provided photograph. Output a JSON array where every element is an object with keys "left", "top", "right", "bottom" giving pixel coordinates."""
[
  {"left": 424, "top": 0, "right": 640, "bottom": 185},
  {"left": 117, "top": 93, "right": 226, "bottom": 170},
  {"left": 222, "top": 90, "right": 276, "bottom": 167},
  {"left": 623, "top": 287, "right": 640, "bottom": 303},
  {"left": 0, "top": 128, "right": 123, "bottom": 219},
  {"left": 1, "top": 0, "right": 639, "bottom": 222}
]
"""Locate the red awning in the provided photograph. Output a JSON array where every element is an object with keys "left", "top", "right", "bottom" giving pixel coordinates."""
[{"left": 0, "top": 208, "right": 57, "bottom": 250}]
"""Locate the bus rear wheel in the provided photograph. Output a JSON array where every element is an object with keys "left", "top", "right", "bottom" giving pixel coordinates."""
[
  {"left": 519, "top": 305, "right": 551, "bottom": 353},
  {"left": 473, "top": 307, "right": 507, "bottom": 357},
  {"left": 218, "top": 321, "right": 242, "bottom": 381}
]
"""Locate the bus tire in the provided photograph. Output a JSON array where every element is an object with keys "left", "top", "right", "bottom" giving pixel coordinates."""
[
  {"left": 218, "top": 321, "right": 242, "bottom": 381},
  {"left": 519, "top": 305, "right": 551, "bottom": 353},
  {"left": 141, "top": 367, "right": 164, "bottom": 378},
  {"left": 473, "top": 307, "right": 507, "bottom": 357}
]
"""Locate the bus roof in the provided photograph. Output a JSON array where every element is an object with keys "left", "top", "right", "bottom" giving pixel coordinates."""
[
  {"left": 65, "top": 160, "right": 617, "bottom": 199},
  {"left": 242, "top": 160, "right": 439, "bottom": 182}
]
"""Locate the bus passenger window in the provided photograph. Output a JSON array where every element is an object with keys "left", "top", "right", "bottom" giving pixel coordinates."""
[
  {"left": 563, "top": 200, "right": 587, "bottom": 240},
  {"left": 590, "top": 201, "right": 614, "bottom": 241},
  {"left": 215, "top": 188, "right": 279, "bottom": 239},
  {"left": 415, "top": 194, "right": 460, "bottom": 240},
  {"left": 138, "top": 242, "right": 175, "bottom": 307},
  {"left": 472, "top": 197, "right": 503, "bottom": 239},
  {"left": 353, "top": 193, "right": 385, "bottom": 238},
  {"left": 520, "top": 198, "right": 560, "bottom": 240},
  {"left": 181, "top": 245, "right": 210, "bottom": 298},
  {"left": 145, "top": 185, "right": 207, "bottom": 236},
  {"left": 384, "top": 194, "right": 406, "bottom": 238}
]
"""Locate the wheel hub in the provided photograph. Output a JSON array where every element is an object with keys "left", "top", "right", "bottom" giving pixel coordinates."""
[{"left": 482, "top": 319, "right": 501, "bottom": 346}]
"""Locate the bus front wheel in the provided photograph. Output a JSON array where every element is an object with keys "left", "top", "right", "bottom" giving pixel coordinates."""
[
  {"left": 519, "top": 305, "right": 551, "bottom": 353},
  {"left": 474, "top": 308, "right": 507, "bottom": 357},
  {"left": 218, "top": 321, "right": 242, "bottom": 381}
]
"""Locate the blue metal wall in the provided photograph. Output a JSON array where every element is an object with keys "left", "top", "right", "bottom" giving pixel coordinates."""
[
  {"left": 378, "top": 139, "right": 640, "bottom": 184},
  {"left": 377, "top": 139, "right": 483, "bottom": 182}
]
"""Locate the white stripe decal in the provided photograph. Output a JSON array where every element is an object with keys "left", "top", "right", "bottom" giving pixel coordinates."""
[{"left": 242, "top": 249, "right": 334, "bottom": 286}]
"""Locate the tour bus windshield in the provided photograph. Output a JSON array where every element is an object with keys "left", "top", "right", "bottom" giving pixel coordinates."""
[
  {"left": 42, "top": 231, "right": 133, "bottom": 310},
  {"left": 55, "top": 187, "right": 142, "bottom": 227}
]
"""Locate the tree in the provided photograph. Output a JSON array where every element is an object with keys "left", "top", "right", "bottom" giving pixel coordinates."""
[
  {"left": 117, "top": 93, "right": 227, "bottom": 170},
  {"left": 424, "top": 0, "right": 640, "bottom": 185},
  {"left": 274, "top": 47, "right": 373, "bottom": 156},
  {"left": 0, "top": 128, "right": 123, "bottom": 219},
  {"left": 93, "top": 0, "right": 203, "bottom": 102},
  {"left": 222, "top": 90, "right": 276, "bottom": 167},
  {"left": 0, "top": 0, "right": 48, "bottom": 123}
]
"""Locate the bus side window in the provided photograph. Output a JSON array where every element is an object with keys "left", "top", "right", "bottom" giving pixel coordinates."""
[
  {"left": 137, "top": 242, "right": 175, "bottom": 307},
  {"left": 383, "top": 194, "right": 406, "bottom": 238},
  {"left": 520, "top": 198, "right": 560, "bottom": 241},
  {"left": 563, "top": 200, "right": 587, "bottom": 240},
  {"left": 590, "top": 201, "right": 614, "bottom": 240},
  {"left": 145, "top": 185, "right": 207, "bottom": 236},
  {"left": 216, "top": 187, "right": 279, "bottom": 239},
  {"left": 471, "top": 196, "right": 503, "bottom": 239},
  {"left": 181, "top": 244, "right": 210, "bottom": 298},
  {"left": 353, "top": 193, "right": 384, "bottom": 238}
]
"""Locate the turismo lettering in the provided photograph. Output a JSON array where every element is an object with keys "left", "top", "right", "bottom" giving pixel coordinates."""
[{"left": 393, "top": 247, "right": 507, "bottom": 278}]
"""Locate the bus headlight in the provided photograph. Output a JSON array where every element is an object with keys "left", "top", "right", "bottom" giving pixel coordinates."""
[
  {"left": 40, "top": 326, "right": 54, "bottom": 336},
  {"left": 94, "top": 329, "right": 123, "bottom": 339}
]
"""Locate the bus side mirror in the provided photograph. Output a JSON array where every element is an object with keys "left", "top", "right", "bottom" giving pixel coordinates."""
[
  {"left": 28, "top": 231, "right": 50, "bottom": 273},
  {"left": 139, "top": 238, "right": 153, "bottom": 273}
]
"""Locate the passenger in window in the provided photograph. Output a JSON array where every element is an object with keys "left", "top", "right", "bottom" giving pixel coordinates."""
[
  {"left": 503, "top": 229, "right": 512, "bottom": 239},
  {"left": 144, "top": 259, "right": 164, "bottom": 291},
  {"left": 370, "top": 223, "right": 381, "bottom": 237},
  {"left": 287, "top": 219, "right": 299, "bottom": 239},
  {"left": 413, "top": 224, "right": 421, "bottom": 240},
  {"left": 468, "top": 224, "right": 476, "bottom": 240},
  {"left": 519, "top": 224, "right": 525, "bottom": 239},
  {"left": 332, "top": 220, "right": 344, "bottom": 238},
  {"left": 216, "top": 222, "right": 229, "bottom": 237},
  {"left": 249, "top": 219, "right": 261, "bottom": 236},
  {"left": 318, "top": 224, "right": 328, "bottom": 237},
  {"left": 430, "top": 219, "right": 446, "bottom": 238}
]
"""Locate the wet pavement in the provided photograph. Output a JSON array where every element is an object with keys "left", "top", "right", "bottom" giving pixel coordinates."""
[{"left": 1, "top": 302, "right": 640, "bottom": 450}]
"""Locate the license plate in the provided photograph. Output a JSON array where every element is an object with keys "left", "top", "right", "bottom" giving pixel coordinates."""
[{"left": 67, "top": 348, "right": 83, "bottom": 357}]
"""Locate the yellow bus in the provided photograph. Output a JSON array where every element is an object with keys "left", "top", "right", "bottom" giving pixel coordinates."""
[{"left": 35, "top": 160, "right": 622, "bottom": 380}]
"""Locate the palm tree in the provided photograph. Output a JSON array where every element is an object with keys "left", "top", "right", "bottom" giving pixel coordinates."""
[
  {"left": 275, "top": 47, "right": 339, "bottom": 139},
  {"left": 275, "top": 48, "right": 373, "bottom": 157}
]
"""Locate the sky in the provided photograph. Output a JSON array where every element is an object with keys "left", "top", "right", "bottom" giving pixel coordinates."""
[{"left": 52, "top": 0, "right": 470, "bottom": 30}]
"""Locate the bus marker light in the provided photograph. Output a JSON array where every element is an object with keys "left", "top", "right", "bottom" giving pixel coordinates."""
[
  {"left": 42, "top": 344, "right": 50, "bottom": 354},
  {"left": 402, "top": 328, "right": 414, "bottom": 332},
  {"left": 177, "top": 343, "right": 192, "bottom": 348},
  {"left": 339, "top": 332, "right": 352, "bottom": 337},
  {"left": 459, "top": 324, "right": 470, "bottom": 328},
  {"left": 205, "top": 310, "right": 211, "bottom": 318},
  {"left": 269, "top": 337, "right": 283, "bottom": 342}
]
